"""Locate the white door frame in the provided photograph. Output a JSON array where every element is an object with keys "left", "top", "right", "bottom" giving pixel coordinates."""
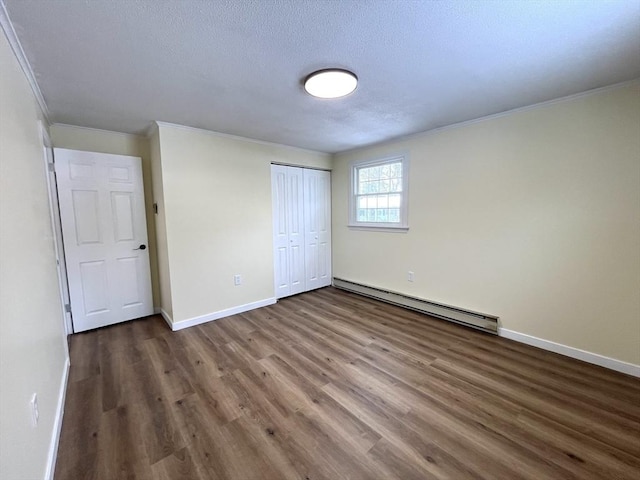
[{"left": 40, "top": 121, "right": 73, "bottom": 335}]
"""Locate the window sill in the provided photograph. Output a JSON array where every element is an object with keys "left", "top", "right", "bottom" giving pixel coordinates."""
[{"left": 348, "top": 224, "right": 409, "bottom": 233}]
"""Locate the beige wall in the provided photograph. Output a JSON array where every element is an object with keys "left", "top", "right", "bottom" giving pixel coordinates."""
[
  {"left": 50, "top": 124, "right": 160, "bottom": 308},
  {"left": 0, "top": 33, "right": 69, "bottom": 479},
  {"left": 155, "top": 124, "right": 331, "bottom": 323},
  {"left": 148, "top": 126, "right": 173, "bottom": 318},
  {"left": 333, "top": 83, "right": 640, "bottom": 365}
]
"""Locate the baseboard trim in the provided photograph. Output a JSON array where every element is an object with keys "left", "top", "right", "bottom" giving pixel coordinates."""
[
  {"left": 499, "top": 328, "right": 640, "bottom": 378},
  {"left": 170, "top": 298, "right": 277, "bottom": 331},
  {"left": 44, "top": 356, "right": 70, "bottom": 480}
]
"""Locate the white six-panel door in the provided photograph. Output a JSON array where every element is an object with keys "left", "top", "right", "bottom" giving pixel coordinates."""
[
  {"left": 272, "top": 164, "right": 331, "bottom": 299},
  {"left": 272, "top": 165, "right": 306, "bottom": 298},
  {"left": 304, "top": 169, "right": 331, "bottom": 290},
  {"left": 55, "top": 148, "right": 153, "bottom": 332}
]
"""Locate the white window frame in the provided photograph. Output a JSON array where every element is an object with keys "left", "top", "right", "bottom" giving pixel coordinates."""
[{"left": 348, "top": 153, "right": 409, "bottom": 231}]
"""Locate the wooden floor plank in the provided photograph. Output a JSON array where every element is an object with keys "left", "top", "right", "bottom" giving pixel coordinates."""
[
  {"left": 149, "top": 446, "right": 209, "bottom": 480},
  {"left": 96, "top": 406, "right": 153, "bottom": 480},
  {"left": 55, "top": 288, "right": 640, "bottom": 480},
  {"left": 54, "top": 375, "right": 102, "bottom": 480}
]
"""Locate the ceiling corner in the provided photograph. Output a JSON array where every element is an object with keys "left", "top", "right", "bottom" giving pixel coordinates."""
[{"left": 0, "top": 0, "right": 50, "bottom": 123}]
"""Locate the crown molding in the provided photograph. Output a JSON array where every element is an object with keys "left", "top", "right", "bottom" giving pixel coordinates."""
[
  {"left": 145, "top": 121, "right": 159, "bottom": 138},
  {"left": 39, "top": 120, "right": 51, "bottom": 147},
  {"left": 337, "top": 78, "right": 640, "bottom": 156},
  {"left": 0, "top": 1, "right": 50, "bottom": 122},
  {"left": 154, "top": 121, "right": 331, "bottom": 157}
]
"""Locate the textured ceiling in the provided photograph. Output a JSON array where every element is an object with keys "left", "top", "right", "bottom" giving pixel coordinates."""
[{"left": 4, "top": 0, "right": 640, "bottom": 153}]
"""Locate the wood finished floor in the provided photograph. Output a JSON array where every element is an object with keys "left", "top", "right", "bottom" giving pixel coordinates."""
[{"left": 55, "top": 287, "right": 640, "bottom": 480}]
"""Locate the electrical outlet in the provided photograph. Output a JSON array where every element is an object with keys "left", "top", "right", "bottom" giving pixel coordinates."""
[
  {"left": 407, "top": 271, "right": 414, "bottom": 282},
  {"left": 30, "top": 393, "right": 39, "bottom": 427},
  {"left": 234, "top": 274, "right": 242, "bottom": 286}
]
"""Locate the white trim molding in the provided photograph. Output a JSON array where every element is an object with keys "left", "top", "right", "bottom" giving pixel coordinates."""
[
  {"left": 45, "top": 356, "right": 70, "bottom": 480},
  {"left": 499, "top": 328, "right": 640, "bottom": 378},
  {"left": 145, "top": 121, "right": 159, "bottom": 138},
  {"left": 168, "top": 298, "right": 277, "bottom": 331},
  {"left": 0, "top": 1, "right": 50, "bottom": 122}
]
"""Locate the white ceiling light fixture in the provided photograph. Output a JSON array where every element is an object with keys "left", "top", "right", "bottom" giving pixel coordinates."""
[{"left": 304, "top": 69, "right": 358, "bottom": 99}]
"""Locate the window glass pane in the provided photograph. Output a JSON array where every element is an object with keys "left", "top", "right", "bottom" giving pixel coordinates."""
[
  {"left": 357, "top": 209, "right": 366, "bottom": 221},
  {"left": 358, "top": 168, "right": 369, "bottom": 182},
  {"left": 389, "top": 194, "right": 401, "bottom": 208},
  {"left": 358, "top": 196, "right": 367, "bottom": 208},
  {"left": 389, "top": 178, "right": 401, "bottom": 192},
  {"left": 376, "top": 209, "right": 387, "bottom": 222},
  {"left": 380, "top": 164, "right": 390, "bottom": 179},
  {"left": 377, "top": 195, "right": 388, "bottom": 208},
  {"left": 362, "top": 181, "right": 373, "bottom": 194},
  {"left": 389, "top": 209, "right": 400, "bottom": 222},
  {"left": 366, "top": 209, "right": 376, "bottom": 221},
  {"left": 379, "top": 179, "right": 390, "bottom": 193},
  {"left": 366, "top": 196, "right": 377, "bottom": 208}
]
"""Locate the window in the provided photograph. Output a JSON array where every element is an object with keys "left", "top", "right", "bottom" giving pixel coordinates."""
[{"left": 349, "top": 154, "right": 409, "bottom": 230}]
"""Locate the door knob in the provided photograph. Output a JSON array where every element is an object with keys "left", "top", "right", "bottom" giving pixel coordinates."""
[{"left": 134, "top": 244, "right": 146, "bottom": 250}]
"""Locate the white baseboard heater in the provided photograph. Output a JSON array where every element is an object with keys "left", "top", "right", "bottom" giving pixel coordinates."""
[{"left": 333, "top": 278, "right": 499, "bottom": 334}]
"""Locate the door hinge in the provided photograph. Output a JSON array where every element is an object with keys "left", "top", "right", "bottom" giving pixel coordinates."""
[
  {"left": 48, "top": 162, "right": 55, "bottom": 172},
  {"left": 65, "top": 304, "right": 71, "bottom": 313}
]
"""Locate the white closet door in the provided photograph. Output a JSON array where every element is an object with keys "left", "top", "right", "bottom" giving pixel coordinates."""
[
  {"left": 287, "top": 167, "right": 306, "bottom": 296},
  {"left": 271, "top": 165, "right": 305, "bottom": 298},
  {"left": 272, "top": 165, "right": 290, "bottom": 298},
  {"left": 304, "top": 169, "right": 332, "bottom": 291}
]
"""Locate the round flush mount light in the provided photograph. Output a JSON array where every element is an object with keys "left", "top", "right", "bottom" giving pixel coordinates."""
[{"left": 304, "top": 69, "right": 358, "bottom": 99}]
